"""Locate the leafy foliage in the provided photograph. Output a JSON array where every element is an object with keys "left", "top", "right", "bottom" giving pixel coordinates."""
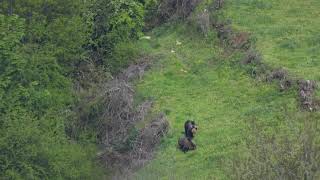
[
  {"left": 0, "top": 0, "right": 158, "bottom": 178},
  {"left": 0, "top": 2, "right": 103, "bottom": 179},
  {"left": 90, "top": 0, "right": 145, "bottom": 71}
]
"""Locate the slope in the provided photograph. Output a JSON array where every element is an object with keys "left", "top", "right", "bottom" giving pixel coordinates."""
[
  {"left": 223, "top": 0, "right": 320, "bottom": 83},
  {"left": 132, "top": 23, "right": 301, "bottom": 179}
]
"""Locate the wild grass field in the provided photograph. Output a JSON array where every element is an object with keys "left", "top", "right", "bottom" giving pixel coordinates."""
[
  {"left": 223, "top": 0, "right": 320, "bottom": 82},
  {"left": 132, "top": 24, "right": 304, "bottom": 179}
]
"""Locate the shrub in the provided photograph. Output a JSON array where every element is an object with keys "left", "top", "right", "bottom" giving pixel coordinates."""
[
  {"left": 157, "top": 0, "right": 202, "bottom": 22},
  {"left": 109, "top": 42, "right": 140, "bottom": 74},
  {"left": 195, "top": 9, "right": 211, "bottom": 36},
  {"left": 231, "top": 113, "right": 320, "bottom": 180},
  {"left": 90, "top": 0, "right": 145, "bottom": 66},
  {"left": 0, "top": 3, "right": 104, "bottom": 179}
]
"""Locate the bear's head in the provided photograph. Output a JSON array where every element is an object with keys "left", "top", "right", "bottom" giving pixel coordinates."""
[{"left": 191, "top": 126, "right": 197, "bottom": 135}]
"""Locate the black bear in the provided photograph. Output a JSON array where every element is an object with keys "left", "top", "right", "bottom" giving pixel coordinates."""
[
  {"left": 184, "top": 120, "right": 197, "bottom": 139},
  {"left": 178, "top": 136, "right": 196, "bottom": 153}
]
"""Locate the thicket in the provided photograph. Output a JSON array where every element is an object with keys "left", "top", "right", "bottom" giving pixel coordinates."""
[{"left": 0, "top": 0, "right": 157, "bottom": 179}]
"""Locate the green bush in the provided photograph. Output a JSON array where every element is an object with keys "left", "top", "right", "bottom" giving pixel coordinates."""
[
  {"left": 0, "top": 3, "right": 104, "bottom": 179},
  {"left": 109, "top": 42, "right": 140, "bottom": 73},
  {"left": 90, "top": 0, "right": 145, "bottom": 67},
  {"left": 0, "top": 0, "right": 155, "bottom": 178}
]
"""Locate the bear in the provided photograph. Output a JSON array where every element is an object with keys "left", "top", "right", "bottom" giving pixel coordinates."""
[
  {"left": 184, "top": 120, "right": 197, "bottom": 139},
  {"left": 178, "top": 136, "right": 196, "bottom": 153}
]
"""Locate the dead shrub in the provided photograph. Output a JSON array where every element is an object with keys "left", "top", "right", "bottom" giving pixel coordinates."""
[
  {"left": 266, "top": 69, "right": 288, "bottom": 82},
  {"left": 298, "top": 80, "right": 317, "bottom": 111},
  {"left": 101, "top": 113, "right": 169, "bottom": 179},
  {"left": 101, "top": 58, "right": 152, "bottom": 147},
  {"left": 298, "top": 80, "right": 317, "bottom": 94},
  {"left": 176, "top": 0, "right": 202, "bottom": 18},
  {"left": 279, "top": 79, "right": 293, "bottom": 91},
  {"left": 157, "top": 0, "right": 202, "bottom": 22},
  {"left": 195, "top": 9, "right": 210, "bottom": 36},
  {"left": 130, "top": 113, "right": 169, "bottom": 169},
  {"left": 312, "top": 99, "right": 320, "bottom": 111},
  {"left": 157, "top": 0, "right": 176, "bottom": 22},
  {"left": 213, "top": 0, "right": 225, "bottom": 10},
  {"left": 266, "top": 69, "right": 294, "bottom": 91},
  {"left": 252, "top": 64, "right": 271, "bottom": 79},
  {"left": 241, "top": 50, "right": 262, "bottom": 65},
  {"left": 230, "top": 32, "right": 251, "bottom": 49},
  {"left": 135, "top": 101, "right": 153, "bottom": 123},
  {"left": 102, "top": 79, "right": 136, "bottom": 147},
  {"left": 87, "top": 59, "right": 170, "bottom": 178},
  {"left": 119, "top": 59, "right": 151, "bottom": 81},
  {"left": 215, "top": 23, "right": 233, "bottom": 41}
]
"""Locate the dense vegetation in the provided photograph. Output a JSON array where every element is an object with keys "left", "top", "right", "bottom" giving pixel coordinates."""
[
  {"left": 1, "top": 0, "right": 319, "bottom": 179},
  {"left": 0, "top": 0, "right": 153, "bottom": 179}
]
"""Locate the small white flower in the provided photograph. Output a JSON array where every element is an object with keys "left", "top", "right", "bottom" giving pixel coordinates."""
[
  {"left": 141, "top": 36, "right": 151, "bottom": 40},
  {"left": 180, "top": 69, "right": 188, "bottom": 73}
]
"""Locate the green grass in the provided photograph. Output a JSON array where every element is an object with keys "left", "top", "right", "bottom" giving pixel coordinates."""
[
  {"left": 133, "top": 24, "right": 301, "bottom": 179},
  {"left": 223, "top": 0, "right": 320, "bottom": 82}
]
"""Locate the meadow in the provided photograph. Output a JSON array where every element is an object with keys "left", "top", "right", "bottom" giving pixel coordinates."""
[
  {"left": 223, "top": 0, "right": 320, "bottom": 82},
  {"left": 132, "top": 24, "right": 303, "bottom": 179}
]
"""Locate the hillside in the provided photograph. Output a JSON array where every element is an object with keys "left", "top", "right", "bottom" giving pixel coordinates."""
[
  {"left": 223, "top": 0, "right": 320, "bottom": 84},
  {"left": 131, "top": 23, "right": 307, "bottom": 179},
  {"left": 131, "top": 1, "right": 320, "bottom": 179},
  {"left": 1, "top": 0, "right": 319, "bottom": 179}
]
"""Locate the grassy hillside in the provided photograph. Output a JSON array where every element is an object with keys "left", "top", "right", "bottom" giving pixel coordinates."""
[
  {"left": 132, "top": 23, "right": 304, "bottom": 179},
  {"left": 223, "top": 0, "right": 320, "bottom": 82}
]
